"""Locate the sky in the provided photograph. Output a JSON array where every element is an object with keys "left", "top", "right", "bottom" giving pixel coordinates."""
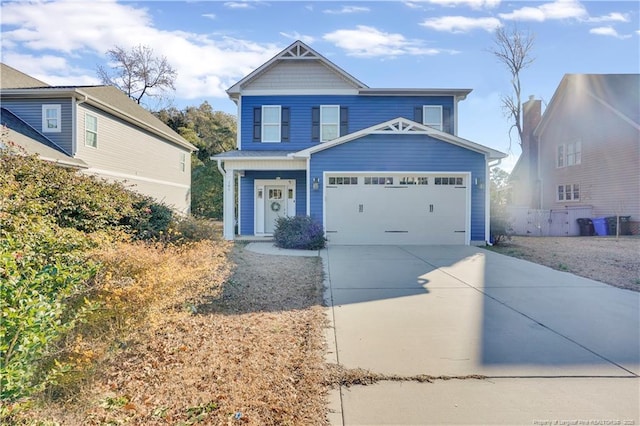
[{"left": 1, "top": 0, "right": 639, "bottom": 171}]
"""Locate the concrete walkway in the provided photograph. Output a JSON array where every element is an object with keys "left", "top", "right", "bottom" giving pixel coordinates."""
[{"left": 321, "top": 245, "right": 640, "bottom": 425}]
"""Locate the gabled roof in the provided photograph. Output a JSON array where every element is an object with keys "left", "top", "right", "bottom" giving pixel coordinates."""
[
  {"left": 1, "top": 108, "right": 87, "bottom": 169},
  {"left": 226, "top": 40, "right": 368, "bottom": 99},
  {"left": 0, "top": 63, "right": 50, "bottom": 89},
  {"left": 292, "top": 117, "right": 506, "bottom": 160},
  {"left": 0, "top": 63, "right": 197, "bottom": 152},
  {"left": 535, "top": 74, "right": 640, "bottom": 136}
]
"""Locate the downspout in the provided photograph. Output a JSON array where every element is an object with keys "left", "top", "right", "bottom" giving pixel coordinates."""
[
  {"left": 73, "top": 94, "right": 88, "bottom": 156},
  {"left": 216, "top": 158, "right": 226, "bottom": 177}
]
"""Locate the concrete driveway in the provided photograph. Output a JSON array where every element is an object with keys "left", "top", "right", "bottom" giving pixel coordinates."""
[{"left": 322, "top": 245, "right": 640, "bottom": 425}]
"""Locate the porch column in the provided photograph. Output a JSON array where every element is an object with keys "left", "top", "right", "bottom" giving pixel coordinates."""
[{"left": 223, "top": 166, "right": 236, "bottom": 240}]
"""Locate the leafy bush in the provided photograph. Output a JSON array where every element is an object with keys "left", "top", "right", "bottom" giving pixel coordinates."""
[
  {"left": 273, "top": 216, "right": 326, "bottom": 250},
  {"left": 169, "top": 216, "right": 222, "bottom": 242}
]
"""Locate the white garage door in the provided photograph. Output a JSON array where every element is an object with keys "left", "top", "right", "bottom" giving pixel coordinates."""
[{"left": 325, "top": 173, "right": 469, "bottom": 245}]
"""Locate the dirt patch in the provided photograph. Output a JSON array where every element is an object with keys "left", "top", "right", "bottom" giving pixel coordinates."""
[
  {"left": 487, "top": 236, "right": 640, "bottom": 292},
  {"left": 17, "top": 244, "right": 329, "bottom": 426}
]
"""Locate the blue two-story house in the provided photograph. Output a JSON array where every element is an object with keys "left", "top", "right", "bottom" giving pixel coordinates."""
[{"left": 214, "top": 41, "right": 506, "bottom": 245}]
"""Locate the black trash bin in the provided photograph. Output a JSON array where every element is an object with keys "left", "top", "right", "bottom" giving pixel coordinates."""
[
  {"left": 619, "top": 216, "right": 632, "bottom": 235},
  {"left": 605, "top": 216, "right": 617, "bottom": 235},
  {"left": 576, "top": 218, "right": 594, "bottom": 236}
]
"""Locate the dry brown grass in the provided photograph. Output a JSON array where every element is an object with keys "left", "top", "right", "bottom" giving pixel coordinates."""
[
  {"left": 488, "top": 236, "right": 640, "bottom": 291},
  {"left": 13, "top": 242, "right": 330, "bottom": 425}
]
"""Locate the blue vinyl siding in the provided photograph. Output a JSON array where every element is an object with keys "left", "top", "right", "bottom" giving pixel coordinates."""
[
  {"left": 239, "top": 170, "right": 306, "bottom": 235},
  {"left": 240, "top": 95, "right": 455, "bottom": 151},
  {"left": 1, "top": 98, "right": 74, "bottom": 154},
  {"left": 308, "top": 134, "right": 487, "bottom": 241}
]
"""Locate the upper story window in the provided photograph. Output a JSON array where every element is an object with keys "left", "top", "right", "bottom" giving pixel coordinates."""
[
  {"left": 312, "top": 106, "right": 348, "bottom": 142},
  {"left": 423, "top": 105, "right": 443, "bottom": 131},
  {"left": 321, "top": 105, "right": 340, "bottom": 142},
  {"left": 85, "top": 113, "right": 98, "bottom": 148},
  {"left": 262, "top": 105, "right": 281, "bottom": 142},
  {"left": 179, "top": 152, "right": 186, "bottom": 172},
  {"left": 42, "top": 104, "right": 61, "bottom": 133},
  {"left": 253, "top": 106, "right": 289, "bottom": 143},
  {"left": 557, "top": 140, "right": 582, "bottom": 168}
]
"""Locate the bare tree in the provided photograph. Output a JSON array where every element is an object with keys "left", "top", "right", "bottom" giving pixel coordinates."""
[
  {"left": 97, "top": 45, "right": 177, "bottom": 106},
  {"left": 489, "top": 26, "right": 535, "bottom": 148}
]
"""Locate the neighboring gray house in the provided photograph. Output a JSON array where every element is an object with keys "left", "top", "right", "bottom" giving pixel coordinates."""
[
  {"left": 0, "top": 63, "right": 197, "bottom": 214},
  {"left": 509, "top": 74, "right": 639, "bottom": 234}
]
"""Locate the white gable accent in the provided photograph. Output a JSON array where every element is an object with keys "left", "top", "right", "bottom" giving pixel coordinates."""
[
  {"left": 227, "top": 40, "right": 367, "bottom": 99},
  {"left": 243, "top": 60, "right": 358, "bottom": 93},
  {"left": 291, "top": 117, "right": 507, "bottom": 160}
]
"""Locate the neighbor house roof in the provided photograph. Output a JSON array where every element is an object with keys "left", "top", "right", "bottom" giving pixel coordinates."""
[
  {"left": 0, "top": 63, "right": 197, "bottom": 152},
  {"left": 292, "top": 117, "right": 506, "bottom": 161},
  {"left": 0, "top": 63, "right": 50, "bottom": 89},
  {"left": 1, "top": 107, "right": 88, "bottom": 169},
  {"left": 535, "top": 74, "right": 640, "bottom": 136}
]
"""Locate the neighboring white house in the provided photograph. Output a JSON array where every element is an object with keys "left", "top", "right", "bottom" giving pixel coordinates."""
[{"left": 0, "top": 63, "right": 197, "bottom": 214}]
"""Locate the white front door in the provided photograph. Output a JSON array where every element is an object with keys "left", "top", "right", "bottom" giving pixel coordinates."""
[{"left": 265, "top": 185, "right": 286, "bottom": 233}]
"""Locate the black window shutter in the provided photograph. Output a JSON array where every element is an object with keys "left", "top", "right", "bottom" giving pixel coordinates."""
[
  {"left": 340, "top": 107, "right": 348, "bottom": 137},
  {"left": 253, "top": 107, "right": 261, "bottom": 142},
  {"left": 414, "top": 106, "right": 423, "bottom": 124},
  {"left": 311, "top": 107, "right": 320, "bottom": 141},
  {"left": 281, "top": 107, "right": 290, "bottom": 142},
  {"left": 442, "top": 106, "right": 452, "bottom": 134}
]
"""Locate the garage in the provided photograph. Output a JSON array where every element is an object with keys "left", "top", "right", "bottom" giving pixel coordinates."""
[{"left": 324, "top": 172, "right": 469, "bottom": 245}]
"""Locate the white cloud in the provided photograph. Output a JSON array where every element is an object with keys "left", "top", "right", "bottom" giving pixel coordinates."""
[
  {"left": 224, "top": 2, "right": 252, "bottom": 9},
  {"left": 279, "top": 31, "right": 316, "bottom": 44},
  {"left": 323, "top": 25, "right": 454, "bottom": 57},
  {"left": 425, "top": 0, "right": 501, "bottom": 9},
  {"left": 420, "top": 16, "right": 501, "bottom": 33},
  {"left": 587, "top": 12, "right": 630, "bottom": 23},
  {"left": 323, "top": 6, "right": 370, "bottom": 14},
  {"left": 202, "top": 13, "right": 216, "bottom": 20},
  {"left": 589, "top": 26, "right": 631, "bottom": 39},
  {"left": 0, "top": 0, "right": 282, "bottom": 100},
  {"left": 499, "top": 0, "right": 588, "bottom": 22}
]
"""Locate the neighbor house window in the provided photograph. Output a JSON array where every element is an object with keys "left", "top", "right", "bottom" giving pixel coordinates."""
[
  {"left": 42, "top": 105, "right": 61, "bottom": 133},
  {"left": 85, "top": 113, "right": 97, "bottom": 147},
  {"left": 557, "top": 184, "right": 579, "bottom": 202},
  {"left": 556, "top": 145, "right": 565, "bottom": 168},
  {"left": 423, "top": 105, "right": 443, "bottom": 131},
  {"left": 566, "top": 140, "right": 581, "bottom": 166},
  {"left": 179, "top": 152, "right": 186, "bottom": 172},
  {"left": 557, "top": 140, "right": 581, "bottom": 168}
]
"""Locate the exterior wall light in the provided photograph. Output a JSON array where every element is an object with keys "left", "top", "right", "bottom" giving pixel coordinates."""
[{"left": 312, "top": 177, "right": 320, "bottom": 191}]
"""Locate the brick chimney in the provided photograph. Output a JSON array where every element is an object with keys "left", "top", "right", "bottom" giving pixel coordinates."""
[{"left": 522, "top": 95, "right": 542, "bottom": 208}]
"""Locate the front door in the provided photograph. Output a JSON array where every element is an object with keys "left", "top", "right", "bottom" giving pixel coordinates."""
[{"left": 265, "top": 185, "right": 286, "bottom": 233}]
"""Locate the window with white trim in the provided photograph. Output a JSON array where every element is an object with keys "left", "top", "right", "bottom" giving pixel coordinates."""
[
  {"left": 321, "top": 105, "right": 340, "bottom": 142},
  {"left": 566, "top": 140, "right": 581, "bottom": 166},
  {"left": 423, "top": 105, "right": 443, "bottom": 131},
  {"left": 179, "top": 152, "right": 186, "bottom": 172},
  {"left": 261, "top": 105, "right": 281, "bottom": 142},
  {"left": 42, "top": 104, "right": 61, "bottom": 133},
  {"left": 557, "top": 140, "right": 581, "bottom": 168},
  {"left": 557, "top": 184, "right": 580, "bottom": 202},
  {"left": 85, "top": 113, "right": 98, "bottom": 148}
]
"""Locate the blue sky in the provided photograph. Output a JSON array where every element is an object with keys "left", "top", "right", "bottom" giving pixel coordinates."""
[{"left": 1, "top": 0, "right": 639, "bottom": 170}]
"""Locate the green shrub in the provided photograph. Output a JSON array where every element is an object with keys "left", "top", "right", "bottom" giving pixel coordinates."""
[{"left": 273, "top": 216, "right": 326, "bottom": 250}]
